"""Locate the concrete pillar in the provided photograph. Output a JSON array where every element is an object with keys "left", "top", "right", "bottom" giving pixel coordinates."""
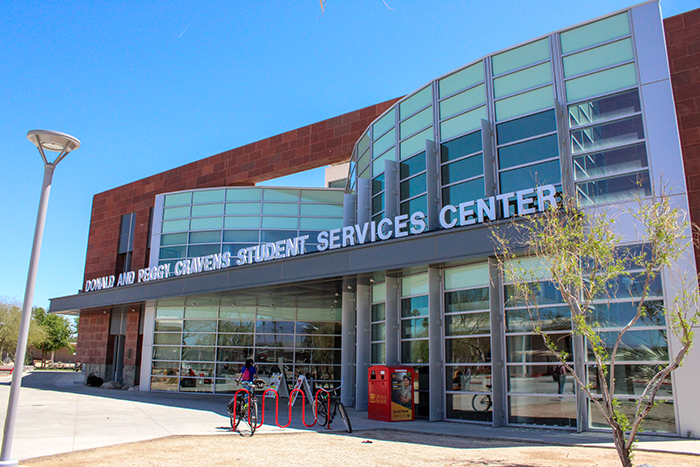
[
  {"left": 341, "top": 291, "right": 356, "bottom": 406},
  {"left": 355, "top": 284, "right": 371, "bottom": 411},
  {"left": 384, "top": 276, "right": 400, "bottom": 366},
  {"left": 428, "top": 267, "right": 443, "bottom": 421},
  {"left": 139, "top": 302, "right": 156, "bottom": 391},
  {"left": 488, "top": 258, "right": 506, "bottom": 427}
]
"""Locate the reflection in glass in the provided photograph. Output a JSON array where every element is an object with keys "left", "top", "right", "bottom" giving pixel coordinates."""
[
  {"left": 589, "top": 330, "right": 668, "bottom": 362},
  {"left": 589, "top": 399, "right": 675, "bottom": 433},
  {"left": 152, "top": 361, "right": 179, "bottom": 376},
  {"left": 255, "top": 320, "right": 294, "bottom": 334},
  {"left": 445, "top": 287, "right": 489, "bottom": 313},
  {"left": 497, "top": 109, "right": 556, "bottom": 145},
  {"left": 218, "top": 320, "right": 254, "bottom": 333},
  {"left": 587, "top": 301, "right": 665, "bottom": 328},
  {"left": 505, "top": 281, "right": 564, "bottom": 307},
  {"left": 446, "top": 393, "right": 493, "bottom": 422},
  {"left": 442, "top": 178, "right": 484, "bottom": 206},
  {"left": 217, "top": 348, "right": 249, "bottom": 363},
  {"left": 498, "top": 135, "right": 558, "bottom": 170},
  {"left": 371, "top": 343, "right": 386, "bottom": 364},
  {"left": 372, "top": 173, "right": 385, "bottom": 196},
  {"left": 401, "top": 295, "right": 429, "bottom": 317},
  {"left": 400, "top": 152, "right": 426, "bottom": 179},
  {"left": 402, "top": 317, "right": 429, "bottom": 339},
  {"left": 154, "top": 333, "right": 181, "bottom": 345},
  {"left": 182, "top": 333, "right": 216, "bottom": 346},
  {"left": 150, "top": 377, "right": 179, "bottom": 392},
  {"left": 255, "top": 334, "right": 295, "bottom": 348},
  {"left": 499, "top": 160, "right": 560, "bottom": 193},
  {"left": 587, "top": 364, "right": 672, "bottom": 397},
  {"left": 183, "top": 320, "right": 217, "bottom": 333},
  {"left": 507, "top": 334, "right": 572, "bottom": 363},
  {"left": 153, "top": 346, "right": 180, "bottom": 361},
  {"left": 509, "top": 395, "right": 576, "bottom": 427},
  {"left": 446, "top": 337, "right": 491, "bottom": 363},
  {"left": 571, "top": 116, "right": 644, "bottom": 154},
  {"left": 441, "top": 154, "right": 483, "bottom": 185},
  {"left": 508, "top": 364, "right": 574, "bottom": 394},
  {"left": 372, "top": 323, "right": 386, "bottom": 341},
  {"left": 576, "top": 171, "right": 651, "bottom": 206},
  {"left": 446, "top": 365, "right": 491, "bottom": 392},
  {"left": 568, "top": 90, "right": 640, "bottom": 128},
  {"left": 371, "top": 303, "right": 386, "bottom": 322},
  {"left": 400, "top": 174, "right": 427, "bottom": 200},
  {"left": 445, "top": 312, "right": 490, "bottom": 336},
  {"left": 573, "top": 143, "right": 647, "bottom": 181},
  {"left": 217, "top": 333, "right": 253, "bottom": 347},
  {"left": 596, "top": 273, "right": 663, "bottom": 300},
  {"left": 401, "top": 340, "right": 429, "bottom": 364},
  {"left": 506, "top": 306, "right": 571, "bottom": 332},
  {"left": 181, "top": 347, "right": 215, "bottom": 361}
]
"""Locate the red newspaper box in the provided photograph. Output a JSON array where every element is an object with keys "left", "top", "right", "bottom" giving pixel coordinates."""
[{"left": 368, "top": 366, "right": 414, "bottom": 422}]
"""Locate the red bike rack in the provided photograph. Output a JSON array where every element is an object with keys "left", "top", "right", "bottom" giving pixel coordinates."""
[{"left": 230, "top": 387, "right": 332, "bottom": 431}]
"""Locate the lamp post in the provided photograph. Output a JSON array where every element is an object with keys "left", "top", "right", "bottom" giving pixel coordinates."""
[{"left": 0, "top": 130, "right": 80, "bottom": 467}]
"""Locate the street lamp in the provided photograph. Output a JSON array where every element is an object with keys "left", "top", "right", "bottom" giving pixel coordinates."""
[{"left": 0, "top": 130, "right": 80, "bottom": 467}]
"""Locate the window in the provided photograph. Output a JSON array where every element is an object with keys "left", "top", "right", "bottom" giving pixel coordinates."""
[
  {"left": 444, "top": 264, "right": 492, "bottom": 422},
  {"left": 496, "top": 110, "right": 560, "bottom": 194},
  {"left": 568, "top": 90, "right": 650, "bottom": 206},
  {"left": 116, "top": 212, "right": 136, "bottom": 274}
]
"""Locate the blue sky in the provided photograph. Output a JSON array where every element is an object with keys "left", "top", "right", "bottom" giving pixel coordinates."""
[{"left": 0, "top": 0, "right": 695, "bottom": 309}]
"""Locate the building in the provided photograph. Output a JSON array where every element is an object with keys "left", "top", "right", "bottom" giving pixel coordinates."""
[{"left": 50, "top": 2, "right": 700, "bottom": 436}]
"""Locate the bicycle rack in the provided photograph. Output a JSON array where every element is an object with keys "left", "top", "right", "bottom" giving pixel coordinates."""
[{"left": 229, "top": 387, "right": 332, "bottom": 431}]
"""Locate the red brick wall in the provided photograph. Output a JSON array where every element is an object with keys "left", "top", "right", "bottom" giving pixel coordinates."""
[
  {"left": 666, "top": 9, "right": 700, "bottom": 269},
  {"left": 83, "top": 99, "right": 399, "bottom": 285},
  {"left": 75, "top": 309, "right": 110, "bottom": 364}
]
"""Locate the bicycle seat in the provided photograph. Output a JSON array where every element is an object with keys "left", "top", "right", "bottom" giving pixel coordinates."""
[{"left": 253, "top": 379, "right": 265, "bottom": 389}]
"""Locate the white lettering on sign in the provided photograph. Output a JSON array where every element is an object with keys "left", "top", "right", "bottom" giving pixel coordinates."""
[{"left": 84, "top": 184, "right": 558, "bottom": 292}]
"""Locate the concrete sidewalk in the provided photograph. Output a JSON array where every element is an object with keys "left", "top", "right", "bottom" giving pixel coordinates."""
[{"left": 0, "top": 371, "right": 698, "bottom": 461}]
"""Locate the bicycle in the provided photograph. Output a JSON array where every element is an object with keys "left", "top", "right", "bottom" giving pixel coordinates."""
[
  {"left": 227, "top": 379, "right": 264, "bottom": 436},
  {"left": 471, "top": 385, "right": 493, "bottom": 412},
  {"left": 313, "top": 381, "right": 352, "bottom": 433}
]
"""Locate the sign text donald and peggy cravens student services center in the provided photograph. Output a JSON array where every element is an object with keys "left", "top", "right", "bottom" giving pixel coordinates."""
[{"left": 83, "top": 184, "right": 558, "bottom": 292}]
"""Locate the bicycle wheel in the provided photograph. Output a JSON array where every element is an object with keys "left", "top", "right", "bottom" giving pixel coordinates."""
[
  {"left": 237, "top": 401, "right": 257, "bottom": 437},
  {"left": 337, "top": 402, "right": 352, "bottom": 433},
  {"left": 249, "top": 400, "right": 258, "bottom": 436},
  {"left": 315, "top": 396, "right": 328, "bottom": 427},
  {"left": 471, "top": 393, "right": 492, "bottom": 412}
]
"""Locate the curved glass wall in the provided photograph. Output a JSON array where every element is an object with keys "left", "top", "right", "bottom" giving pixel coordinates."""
[
  {"left": 152, "top": 186, "right": 344, "bottom": 269},
  {"left": 348, "top": 9, "right": 650, "bottom": 214}
]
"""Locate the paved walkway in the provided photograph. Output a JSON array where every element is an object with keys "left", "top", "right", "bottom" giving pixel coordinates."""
[{"left": 0, "top": 371, "right": 697, "bottom": 462}]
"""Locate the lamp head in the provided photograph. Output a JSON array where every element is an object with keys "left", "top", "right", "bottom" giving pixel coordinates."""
[{"left": 27, "top": 129, "right": 80, "bottom": 165}]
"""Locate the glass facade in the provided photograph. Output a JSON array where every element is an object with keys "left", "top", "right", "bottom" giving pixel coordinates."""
[
  {"left": 150, "top": 283, "right": 343, "bottom": 393},
  {"left": 154, "top": 187, "right": 344, "bottom": 269},
  {"left": 348, "top": 10, "right": 652, "bottom": 213}
]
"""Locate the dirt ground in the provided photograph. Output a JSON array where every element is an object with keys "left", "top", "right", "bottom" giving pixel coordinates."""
[{"left": 22, "top": 429, "right": 700, "bottom": 467}]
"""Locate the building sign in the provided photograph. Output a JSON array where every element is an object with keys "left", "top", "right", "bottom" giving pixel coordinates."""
[{"left": 84, "top": 185, "right": 557, "bottom": 292}]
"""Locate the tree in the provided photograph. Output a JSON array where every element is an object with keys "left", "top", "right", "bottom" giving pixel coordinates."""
[
  {"left": 0, "top": 299, "right": 47, "bottom": 363},
  {"left": 490, "top": 192, "right": 699, "bottom": 467},
  {"left": 32, "top": 307, "right": 74, "bottom": 365}
]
